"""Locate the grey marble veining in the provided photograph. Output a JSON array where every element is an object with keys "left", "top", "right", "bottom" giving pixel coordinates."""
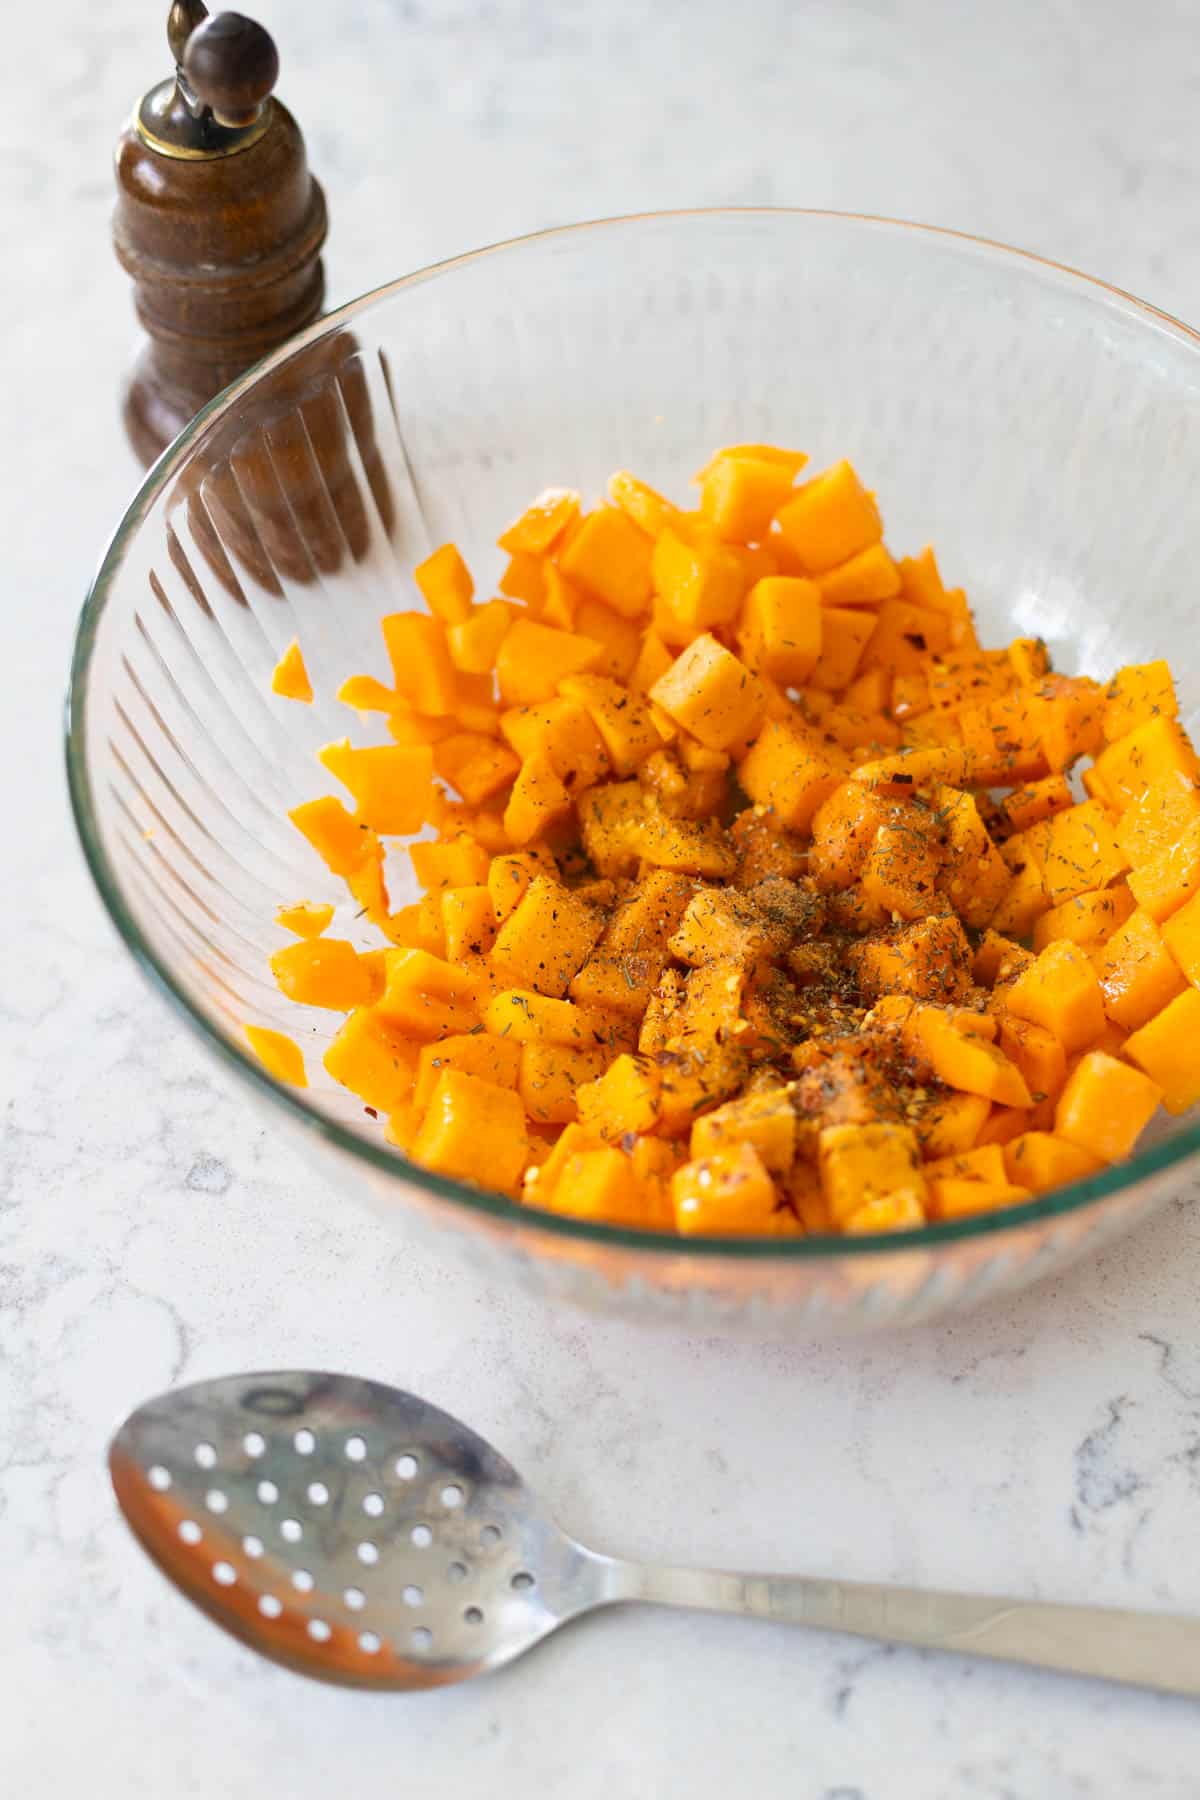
[{"left": 5, "top": 1, "right": 1200, "bottom": 1793}]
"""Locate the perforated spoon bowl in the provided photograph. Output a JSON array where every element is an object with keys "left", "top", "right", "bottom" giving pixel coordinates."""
[{"left": 111, "top": 1372, "right": 1200, "bottom": 1695}]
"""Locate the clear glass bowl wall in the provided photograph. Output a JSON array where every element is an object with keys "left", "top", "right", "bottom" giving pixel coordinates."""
[{"left": 69, "top": 211, "right": 1200, "bottom": 1334}]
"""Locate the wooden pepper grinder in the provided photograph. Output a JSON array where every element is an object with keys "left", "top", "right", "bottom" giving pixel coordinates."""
[{"left": 114, "top": 1, "right": 328, "bottom": 466}]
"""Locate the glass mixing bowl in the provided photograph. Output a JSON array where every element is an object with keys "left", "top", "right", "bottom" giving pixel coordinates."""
[{"left": 68, "top": 210, "right": 1200, "bottom": 1333}]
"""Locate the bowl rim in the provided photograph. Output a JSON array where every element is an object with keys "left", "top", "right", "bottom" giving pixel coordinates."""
[{"left": 66, "top": 204, "right": 1200, "bottom": 1263}]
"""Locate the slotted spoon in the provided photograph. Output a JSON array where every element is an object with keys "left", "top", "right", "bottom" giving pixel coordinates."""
[{"left": 110, "top": 1372, "right": 1200, "bottom": 1694}]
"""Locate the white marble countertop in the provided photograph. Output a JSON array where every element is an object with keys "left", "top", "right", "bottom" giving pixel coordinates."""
[{"left": 6, "top": 1, "right": 1200, "bottom": 1793}]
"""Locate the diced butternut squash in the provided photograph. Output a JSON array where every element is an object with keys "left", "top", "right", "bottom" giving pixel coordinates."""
[
  {"left": 410, "top": 1068, "right": 529, "bottom": 1194},
  {"left": 495, "top": 619, "right": 603, "bottom": 705},
  {"left": 651, "top": 529, "right": 746, "bottom": 639},
  {"left": 1032, "top": 886, "right": 1135, "bottom": 953},
  {"left": 738, "top": 718, "right": 848, "bottom": 831},
  {"left": 272, "top": 441, "right": 1196, "bottom": 1237},
  {"left": 1054, "top": 1051, "right": 1162, "bottom": 1162},
  {"left": 1103, "top": 660, "right": 1176, "bottom": 743},
  {"left": 276, "top": 901, "right": 335, "bottom": 939},
  {"left": 673, "top": 1141, "right": 781, "bottom": 1235},
  {"left": 1002, "top": 1131, "right": 1102, "bottom": 1193},
  {"left": 270, "top": 938, "right": 375, "bottom": 1011},
  {"left": 1003, "top": 940, "right": 1106, "bottom": 1052},
  {"left": 270, "top": 639, "right": 312, "bottom": 702},
  {"left": 518, "top": 1042, "right": 610, "bottom": 1124},
  {"left": 323, "top": 1008, "right": 419, "bottom": 1113},
  {"left": 1091, "top": 908, "right": 1187, "bottom": 1030},
  {"left": 818, "top": 1121, "right": 926, "bottom": 1227},
  {"left": 245, "top": 1023, "right": 307, "bottom": 1087},
  {"left": 414, "top": 543, "right": 474, "bottom": 624},
  {"left": 412, "top": 1032, "right": 522, "bottom": 1111},
  {"left": 491, "top": 876, "right": 605, "bottom": 998},
  {"left": 1126, "top": 819, "right": 1200, "bottom": 924},
  {"left": 558, "top": 506, "right": 654, "bottom": 616},
  {"left": 738, "top": 577, "right": 823, "bottom": 684},
  {"left": 1123, "top": 987, "right": 1200, "bottom": 1115},
  {"left": 774, "top": 461, "right": 883, "bottom": 574},
  {"left": 318, "top": 740, "right": 433, "bottom": 836}
]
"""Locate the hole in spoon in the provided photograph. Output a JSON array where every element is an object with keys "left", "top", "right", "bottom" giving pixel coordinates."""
[
  {"left": 447, "top": 1561, "right": 468, "bottom": 1583},
  {"left": 440, "top": 1484, "right": 463, "bottom": 1509},
  {"left": 258, "top": 1594, "right": 282, "bottom": 1619},
  {"left": 291, "top": 1570, "right": 314, "bottom": 1593},
  {"left": 257, "top": 1479, "right": 279, "bottom": 1505},
  {"left": 212, "top": 1561, "right": 236, "bottom": 1587},
  {"left": 306, "top": 1481, "right": 330, "bottom": 1506},
  {"left": 343, "top": 1587, "right": 365, "bottom": 1611},
  {"left": 362, "top": 1492, "right": 384, "bottom": 1517},
  {"left": 280, "top": 1518, "right": 302, "bottom": 1543},
  {"left": 293, "top": 1428, "right": 316, "bottom": 1455},
  {"left": 357, "top": 1542, "right": 379, "bottom": 1566},
  {"left": 242, "top": 1535, "right": 264, "bottom": 1559},
  {"left": 480, "top": 1524, "right": 501, "bottom": 1547},
  {"left": 511, "top": 1571, "right": 534, "bottom": 1590},
  {"left": 178, "top": 1520, "right": 202, "bottom": 1546},
  {"left": 402, "top": 1585, "right": 423, "bottom": 1608},
  {"left": 147, "top": 1464, "right": 171, "bottom": 1491},
  {"left": 464, "top": 1606, "right": 483, "bottom": 1625},
  {"left": 243, "top": 1432, "right": 266, "bottom": 1458},
  {"left": 358, "top": 1631, "right": 381, "bottom": 1654},
  {"left": 395, "top": 1454, "right": 418, "bottom": 1480},
  {"left": 193, "top": 1443, "right": 217, "bottom": 1469},
  {"left": 205, "top": 1489, "right": 228, "bottom": 1514},
  {"left": 411, "top": 1626, "right": 432, "bottom": 1651},
  {"left": 344, "top": 1435, "right": 367, "bottom": 1462},
  {"left": 307, "top": 1619, "right": 331, "bottom": 1643},
  {"left": 411, "top": 1524, "right": 432, "bottom": 1548}
]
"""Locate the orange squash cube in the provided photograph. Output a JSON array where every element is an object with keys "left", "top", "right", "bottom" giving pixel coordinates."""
[
  {"left": 503, "top": 752, "right": 574, "bottom": 846},
  {"left": 376, "top": 947, "right": 480, "bottom": 1040},
  {"left": 649, "top": 634, "right": 766, "bottom": 752},
  {"left": 269, "top": 938, "right": 375, "bottom": 1011},
  {"left": 738, "top": 576, "right": 823, "bottom": 684},
  {"left": 1032, "top": 886, "right": 1135, "bottom": 952},
  {"left": 651, "top": 529, "right": 746, "bottom": 638},
  {"left": 439, "top": 885, "right": 497, "bottom": 963},
  {"left": 1003, "top": 940, "right": 1105, "bottom": 1052},
  {"left": 276, "top": 901, "right": 335, "bottom": 939},
  {"left": 1123, "top": 987, "right": 1200, "bottom": 1115},
  {"left": 557, "top": 505, "right": 654, "bottom": 616},
  {"left": 808, "top": 606, "right": 876, "bottom": 692},
  {"left": 1037, "top": 800, "right": 1128, "bottom": 907},
  {"left": 491, "top": 876, "right": 605, "bottom": 998},
  {"left": 518, "top": 1043, "right": 610, "bottom": 1124},
  {"left": 1054, "top": 1051, "right": 1162, "bottom": 1162},
  {"left": 322, "top": 1008, "right": 419, "bottom": 1113},
  {"left": 673, "top": 1141, "right": 781, "bottom": 1235},
  {"left": 290, "top": 796, "right": 379, "bottom": 880},
  {"left": 410, "top": 834, "right": 491, "bottom": 890},
  {"left": 270, "top": 639, "right": 312, "bottom": 702},
  {"left": 1103, "top": 659, "right": 1177, "bottom": 743},
  {"left": 1002, "top": 1131, "right": 1102, "bottom": 1193},
  {"left": 1116, "top": 768, "right": 1200, "bottom": 867},
  {"left": 495, "top": 618, "right": 604, "bottom": 705},
  {"left": 245, "top": 1024, "right": 307, "bottom": 1087},
  {"left": 318, "top": 739, "right": 433, "bottom": 837},
  {"left": 737, "top": 718, "right": 847, "bottom": 831},
  {"left": 410, "top": 1068, "right": 529, "bottom": 1194},
  {"left": 907, "top": 1006, "right": 1032, "bottom": 1107},
  {"left": 556, "top": 673, "right": 660, "bottom": 776},
  {"left": 814, "top": 544, "right": 902, "bottom": 607},
  {"left": 699, "top": 452, "right": 798, "bottom": 543},
  {"left": 1093, "top": 714, "right": 1200, "bottom": 809},
  {"left": 412, "top": 1032, "right": 522, "bottom": 1111},
  {"left": 381, "top": 613, "right": 460, "bottom": 716},
  {"left": 1091, "top": 908, "right": 1187, "bottom": 1031},
  {"left": 414, "top": 543, "right": 474, "bottom": 624},
  {"left": 497, "top": 486, "right": 580, "bottom": 555},
  {"left": 774, "top": 461, "right": 883, "bottom": 574},
  {"left": 1125, "top": 819, "right": 1200, "bottom": 924},
  {"left": 1161, "top": 886, "right": 1200, "bottom": 985},
  {"left": 818, "top": 1121, "right": 926, "bottom": 1227},
  {"left": 996, "top": 1014, "right": 1067, "bottom": 1105}
]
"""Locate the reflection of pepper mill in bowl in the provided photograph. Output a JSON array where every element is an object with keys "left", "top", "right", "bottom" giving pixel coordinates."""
[{"left": 113, "top": 1, "right": 328, "bottom": 466}]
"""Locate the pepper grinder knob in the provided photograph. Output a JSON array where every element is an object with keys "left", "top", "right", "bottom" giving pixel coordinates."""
[{"left": 183, "top": 12, "right": 280, "bottom": 128}]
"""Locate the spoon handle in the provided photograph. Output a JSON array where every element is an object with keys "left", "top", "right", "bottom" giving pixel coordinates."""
[{"left": 601, "top": 1560, "right": 1200, "bottom": 1697}]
